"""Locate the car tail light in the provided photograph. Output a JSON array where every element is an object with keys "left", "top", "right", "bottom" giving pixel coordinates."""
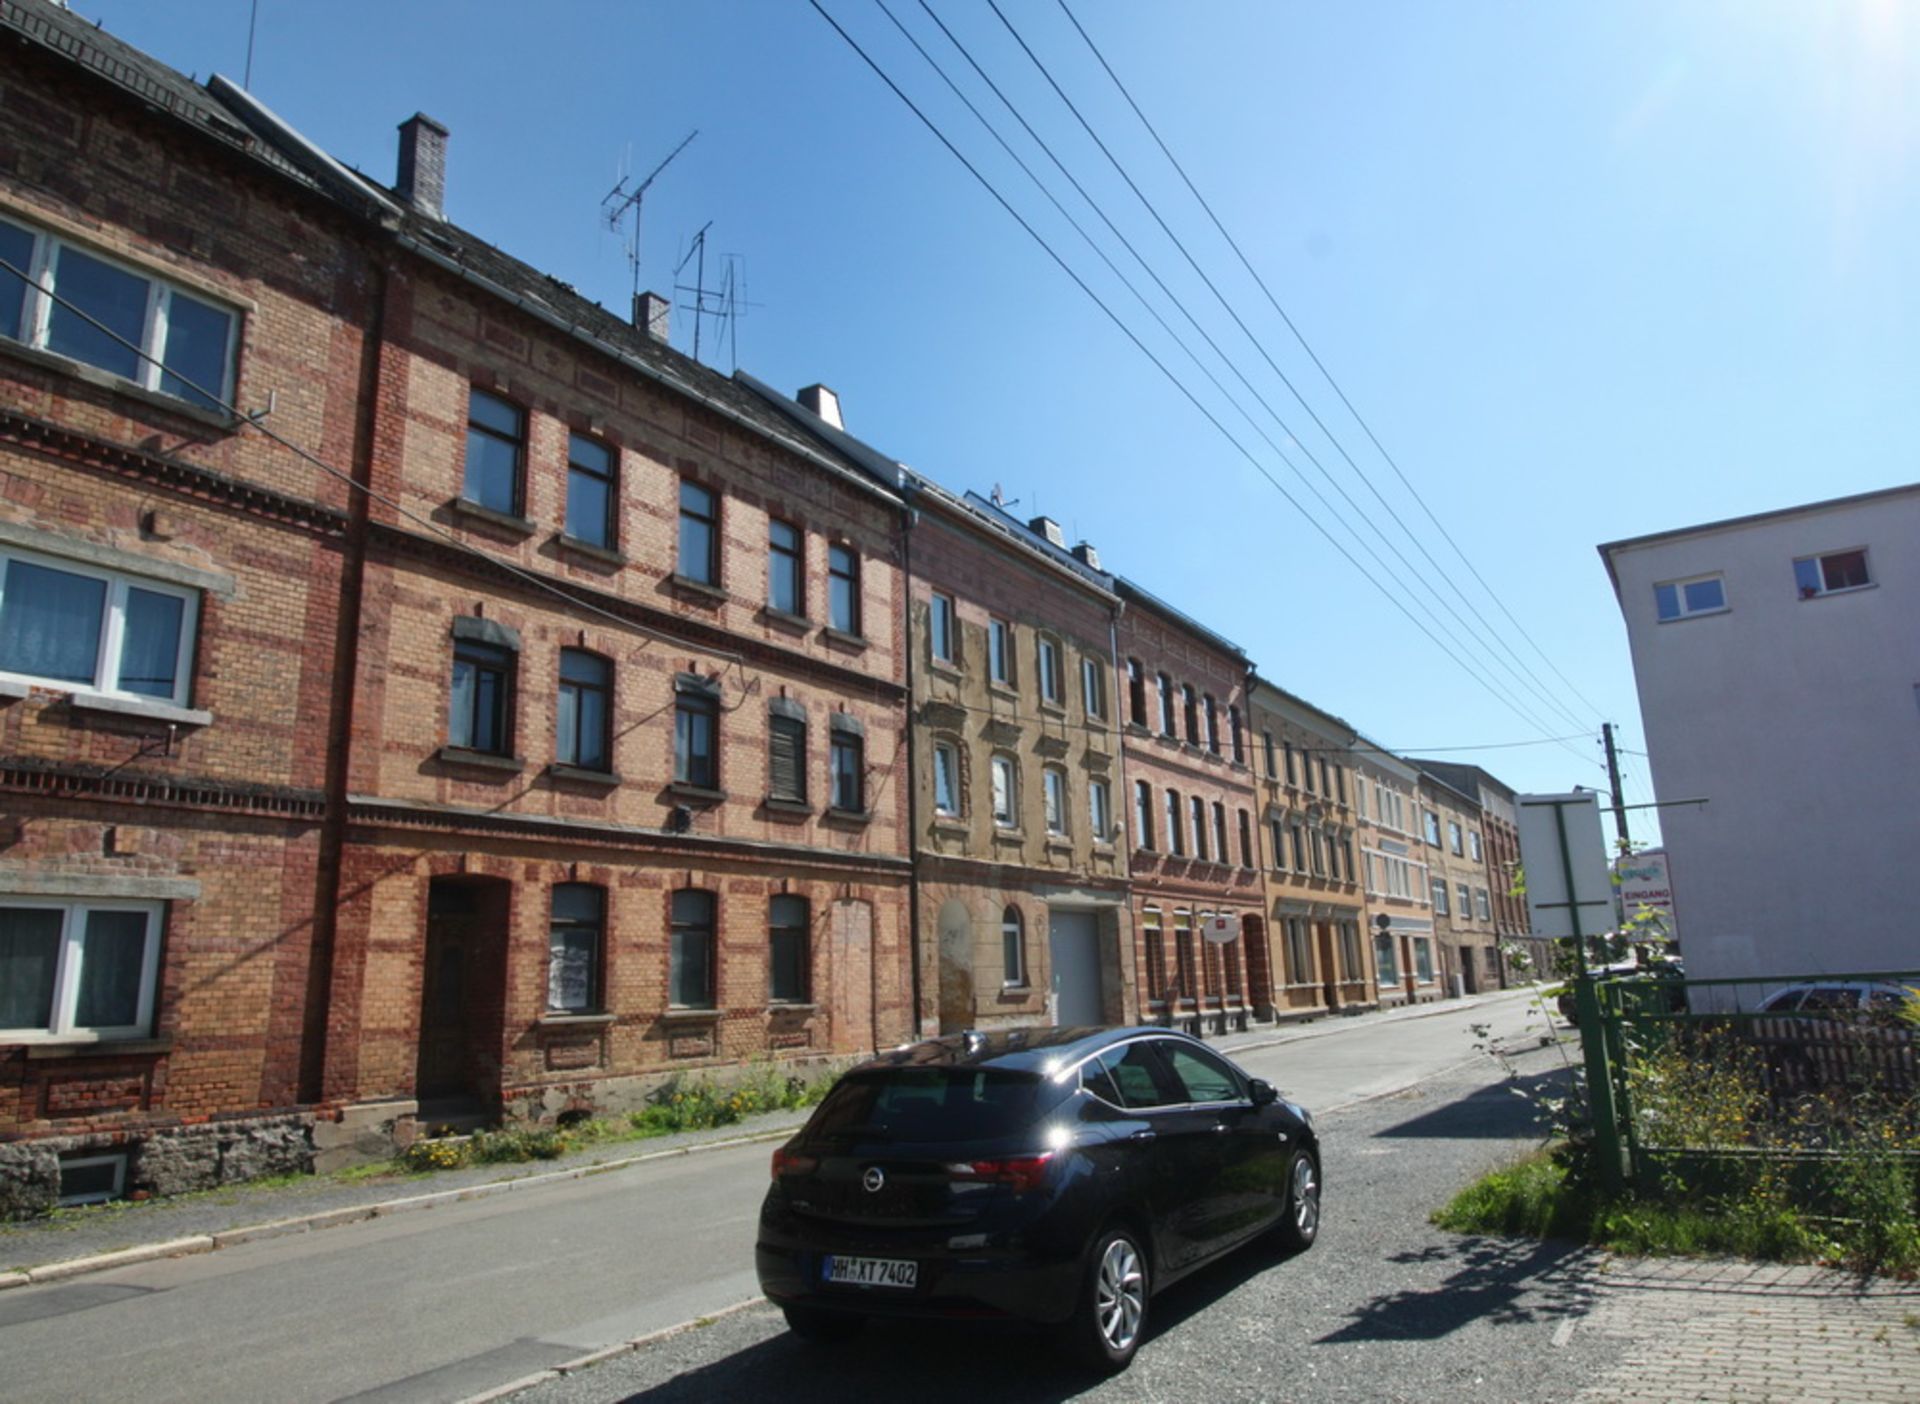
[
  {"left": 771, "top": 1146, "right": 817, "bottom": 1180},
  {"left": 947, "top": 1152, "right": 1055, "bottom": 1193}
]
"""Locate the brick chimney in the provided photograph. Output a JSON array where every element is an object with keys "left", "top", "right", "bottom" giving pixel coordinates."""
[
  {"left": 634, "top": 291, "right": 670, "bottom": 344},
  {"left": 396, "top": 113, "right": 448, "bottom": 219},
  {"left": 796, "top": 384, "right": 843, "bottom": 430}
]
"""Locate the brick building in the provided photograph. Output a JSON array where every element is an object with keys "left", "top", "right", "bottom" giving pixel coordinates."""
[
  {"left": 1246, "top": 679, "right": 1374, "bottom": 1017},
  {"left": 1117, "top": 582, "right": 1264, "bottom": 1032}
]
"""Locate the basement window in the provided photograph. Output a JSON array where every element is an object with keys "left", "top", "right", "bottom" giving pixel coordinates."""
[{"left": 58, "top": 1151, "right": 128, "bottom": 1207}]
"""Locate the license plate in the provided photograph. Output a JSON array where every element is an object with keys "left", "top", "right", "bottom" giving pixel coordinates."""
[{"left": 823, "top": 1255, "right": 918, "bottom": 1289}]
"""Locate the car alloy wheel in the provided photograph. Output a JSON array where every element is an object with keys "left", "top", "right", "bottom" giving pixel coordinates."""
[
  {"left": 1275, "top": 1149, "right": 1321, "bottom": 1252},
  {"left": 1068, "top": 1225, "right": 1148, "bottom": 1371}
]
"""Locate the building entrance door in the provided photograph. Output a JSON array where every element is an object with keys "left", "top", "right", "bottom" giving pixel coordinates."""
[
  {"left": 1048, "top": 909, "right": 1103, "bottom": 1026},
  {"left": 418, "top": 877, "right": 507, "bottom": 1105}
]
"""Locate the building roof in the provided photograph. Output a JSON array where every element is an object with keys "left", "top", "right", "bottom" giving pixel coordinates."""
[
  {"left": 1247, "top": 674, "right": 1358, "bottom": 742},
  {"left": 1114, "top": 576, "right": 1251, "bottom": 666},
  {"left": 960, "top": 492, "right": 1117, "bottom": 597},
  {"left": 1596, "top": 481, "right": 1920, "bottom": 591}
]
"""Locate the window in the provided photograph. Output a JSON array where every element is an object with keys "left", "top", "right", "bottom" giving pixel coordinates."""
[
  {"left": 450, "top": 639, "right": 513, "bottom": 755},
  {"left": 1190, "top": 796, "right": 1208, "bottom": 861},
  {"left": 1165, "top": 789, "right": 1184, "bottom": 856},
  {"left": 1043, "top": 767, "right": 1068, "bottom": 835},
  {"left": 1237, "top": 809, "right": 1253, "bottom": 868},
  {"left": 1354, "top": 779, "right": 1368, "bottom": 820},
  {"left": 1375, "top": 929, "right": 1399, "bottom": 984},
  {"left": 1269, "top": 818, "right": 1285, "bottom": 870},
  {"left": 1089, "top": 778, "right": 1111, "bottom": 842},
  {"left": 554, "top": 649, "right": 612, "bottom": 772},
  {"left": 1135, "top": 780, "right": 1155, "bottom": 850},
  {"left": 1203, "top": 695, "right": 1220, "bottom": 754},
  {"left": 0, "top": 215, "right": 238, "bottom": 413},
  {"left": 989, "top": 618, "right": 1012, "bottom": 685},
  {"left": 1263, "top": 731, "right": 1278, "bottom": 778},
  {"left": 830, "top": 728, "right": 864, "bottom": 812},
  {"left": 1343, "top": 836, "right": 1356, "bottom": 881},
  {"left": 1310, "top": 830, "right": 1326, "bottom": 876},
  {"left": 1795, "top": 549, "right": 1871, "bottom": 598},
  {"left": 828, "top": 544, "right": 860, "bottom": 634},
  {"left": 1301, "top": 750, "right": 1315, "bottom": 793},
  {"left": 1, "top": 899, "right": 161, "bottom": 1039},
  {"left": 1037, "top": 637, "right": 1062, "bottom": 704},
  {"left": 0, "top": 547, "right": 198, "bottom": 706},
  {"left": 1291, "top": 823, "right": 1307, "bottom": 871},
  {"left": 1229, "top": 707, "right": 1245, "bottom": 765},
  {"left": 991, "top": 755, "right": 1017, "bottom": 828},
  {"left": 768, "top": 520, "right": 803, "bottom": 616},
  {"left": 1081, "top": 655, "right": 1106, "bottom": 719},
  {"left": 1212, "top": 802, "right": 1229, "bottom": 863},
  {"left": 1338, "top": 922, "right": 1363, "bottom": 982},
  {"left": 565, "top": 433, "right": 615, "bottom": 548},
  {"left": 1448, "top": 821, "right": 1463, "bottom": 855},
  {"left": 929, "top": 592, "right": 955, "bottom": 662},
  {"left": 768, "top": 710, "right": 807, "bottom": 804},
  {"left": 1653, "top": 574, "right": 1726, "bottom": 621},
  {"left": 1475, "top": 888, "right": 1492, "bottom": 922},
  {"left": 1284, "top": 741, "right": 1298, "bottom": 786},
  {"left": 547, "top": 884, "right": 603, "bottom": 1013},
  {"left": 1172, "top": 910, "right": 1197, "bottom": 997},
  {"left": 1325, "top": 835, "right": 1340, "bottom": 882},
  {"left": 674, "top": 684, "right": 718, "bottom": 789},
  {"left": 464, "top": 389, "right": 525, "bottom": 516},
  {"left": 1182, "top": 684, "right": 1199, "bottom": 744},
  {"left": 1157, "top": 673, "right": 1176, "bottom": 735},
  {"left": 669, "top": 890, "right": 715, "bottom": 1008},
  {"left": 678, "top": 480, "right": 719, "bottom": 585},
  {"left": 1430, "top": 878, "right": 1450, "bottom": 915},
  {"left": 1142, "top": 907, "right": 1166, "bottom": 1000},
  {"left": 1161, "top": 1042, "right": 1243, "bottom": 1104},
  {"left": 1001, "top": 906, "right": 1026, "bottom": 986},
  {"left": 769, "top": 895, "right": 809, "bottom": 1004},
  {"left": 1127, "top": 658, "right": 1147, "bottom": 726},
  {"left": 1423, "top": 811, "right": 1442, "bottom": 846},
  {"left": 1414, "top": 937, "right": 1435, "bottom": 982},
  {"left": 1286, "top": 918, "right": 1313, "bottom": 985},
  {"left": 1458, "top": 883, "right": 1473, "bottom": 919},
  {"left": 1334, "top": 765, "right": 1346, "bottom": 805},
  {"left": 1319, "top": 759, "right": 1332, "bottom": 795},
  {"left": 933, "top": 741, "right": 960, "bottom": 816},
  {"left": 1469, "top": 830, "right": 1482, "bottom": 862}
]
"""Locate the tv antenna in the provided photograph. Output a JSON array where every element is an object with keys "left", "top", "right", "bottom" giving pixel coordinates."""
[
  {"left": 601, "top": 131, "right": 697, "bottom": 304},
  {"left": 675, "top": 224, "right": 755, "bottom": 371}
]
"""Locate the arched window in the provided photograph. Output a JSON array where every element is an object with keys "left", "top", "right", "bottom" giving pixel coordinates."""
[{"left": 1001, "top": 905, "right": 1026, "bottom": 987}]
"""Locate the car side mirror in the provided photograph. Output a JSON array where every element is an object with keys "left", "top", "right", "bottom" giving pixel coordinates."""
[{"left": 1248, "top": 1078, "right": 1278, "bottom": 1108}]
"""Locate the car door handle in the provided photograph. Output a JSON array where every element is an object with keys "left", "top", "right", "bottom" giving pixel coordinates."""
[{"left": 1129, "top": 1129, "right": 1156, "bottom": 1144}]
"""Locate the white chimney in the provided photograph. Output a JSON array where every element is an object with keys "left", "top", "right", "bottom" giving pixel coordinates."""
[
  {"left": 1029, "top": 516, "right": 1066, "bottom": 548},
  {"left": 797, "top": 384, "right": 843, "bottom": 430}
]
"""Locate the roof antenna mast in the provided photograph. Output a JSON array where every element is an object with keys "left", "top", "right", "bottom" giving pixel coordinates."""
[{"left": 601, "top": 130, "right": 697, "bottom": 306}]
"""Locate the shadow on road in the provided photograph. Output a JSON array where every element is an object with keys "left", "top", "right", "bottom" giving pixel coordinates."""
[
  {"left": 1319, "top": 1235, "right": 1601, "bottom": 1343},
  {"left": 1372, "top": 1068, "right": 1572, "bottom": 1140}
]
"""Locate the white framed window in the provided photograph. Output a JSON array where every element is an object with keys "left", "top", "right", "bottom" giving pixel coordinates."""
[
  {"left": 0, "top": 213, "right": 239, "bottom": 413},
  {"left": 1430, "top": 879, "right": 1450, "bottom": 915},
  {"left": 1448, "top": 820, "right": 1463, "bottom": 855},
  {"left": 1793, "top": 549, "right": 1871, "bottom": 599},
  {"left": 988, "top": 618, "right": 1012, "bottom": 685},
  {"left": 1457, "top": 883, "right": 1472, "bottom": 918},
  {"left": 1037, "top": 636, "right": 1062, "bottom": 705},
  {"left": 1, "top": 899, "right": 162, "bottom": 1041},
  {"left": 1189, "top": 795, "right": 1207, "bottom": 861},
  {"left": 990, "top": 754, "right": 1017, "bottom": 828},
  {"left": 0, "top": 545, "right": 199, "bottom": 707},
  {"left": 1654, "top": 573, "right": 1727, "bottom": 622},
  {"left": 1468, "top": 830, "right": 1482, "bottom": 862},
  {"left": 933, "top": 741, "right": 960, "bottom": 816},
  {"left": 1475, "top": 888, "right": 1492, "bottom": 922},
  {"left": 1423, "top": 811, "right": 1442, "bottom": 846},
  {"left": 58, "top": 1151, "right": 128, "bottom": 1207},
  {"left": 1081, "top": 655, "right": 1106, "bottom": 719},
  {"left": 1088, "top": 777, "right": 1111, "bottom": 842},
  {"left": 929, "top": 592, "right": 956, "bottom": 663},
  {"left": 1134, "top": 780, "right": 1154, "bottom": 850},
  {"left": 1001, "top": 905, "right": 1027, "bottom": 987},
  {"left": 1043, "top": 766, "right": 1069, "bottom": 835}
]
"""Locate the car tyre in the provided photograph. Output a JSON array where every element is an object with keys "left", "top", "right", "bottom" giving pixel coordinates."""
[
  {"left": 1065, "top": 1224, "right": 1149, "bottom": 1373},
  {"left": 781, "top": 1304, "right": 865, "bottom": 1344},
  {"left": 1272, "top": 1149, "right": 1321, "bottom": 1253}
]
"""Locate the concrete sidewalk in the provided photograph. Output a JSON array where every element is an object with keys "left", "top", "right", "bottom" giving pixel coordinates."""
[{"left": 0, "top": 985, "right": 1544, "bottom": 1286}]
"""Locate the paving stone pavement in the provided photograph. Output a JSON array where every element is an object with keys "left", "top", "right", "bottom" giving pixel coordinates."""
[{"left": 1571, "top": 1256, "right": 1920, "bottom": 1403}]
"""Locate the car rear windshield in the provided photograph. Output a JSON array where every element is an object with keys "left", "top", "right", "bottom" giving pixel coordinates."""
[{"left": 807, "top": 1067, "right": 1049, "bottom": 1142}]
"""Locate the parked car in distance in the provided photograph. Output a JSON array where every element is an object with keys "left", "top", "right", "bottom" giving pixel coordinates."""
[
  {"left": 1755, "top": 981, "right": 1916, "bottom": 1017},
  {"left": 755, "top": 1026, "right": 1320, "bottom": 1373}
]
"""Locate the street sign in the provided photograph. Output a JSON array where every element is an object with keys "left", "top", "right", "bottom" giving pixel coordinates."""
[
  {"left": 1515, "top": 791, "right": 1614, "bottom": 941},
  {"left": 1202, "top": 912, "right": 1240, "bottom": 944},
  {"left": 1615, "top": 849, "right": 1678, "bottom": 937}
]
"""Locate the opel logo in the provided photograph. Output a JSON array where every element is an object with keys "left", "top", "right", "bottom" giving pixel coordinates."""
[{"left": 862, "top": 1166, "right": 886, "bottom": 1193}]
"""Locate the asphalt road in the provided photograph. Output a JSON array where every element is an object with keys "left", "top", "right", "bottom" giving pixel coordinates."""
[{"left": 0, "top": 993, "right": 1557, "bottom": 1404}]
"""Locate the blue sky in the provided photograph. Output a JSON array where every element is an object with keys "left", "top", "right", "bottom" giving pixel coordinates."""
[{"left": 76, "top": 1, "right": 1920, "bottom": 836}]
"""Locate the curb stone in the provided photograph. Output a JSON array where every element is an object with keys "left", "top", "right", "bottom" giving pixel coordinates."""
[
  {"left": 455, "top": 1296, "right": 765, "bottom": 1404},
  {"left": 25, "top": 1235, "right": 212, "bottom": 1283}
]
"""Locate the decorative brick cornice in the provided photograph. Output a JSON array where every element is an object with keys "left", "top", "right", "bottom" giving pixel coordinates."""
[
  {"left": 0, "top": 757, "right": 326, "bottom": 819},
  {"left": 0, "top": 410, "right": 350, "bottom": 537}
]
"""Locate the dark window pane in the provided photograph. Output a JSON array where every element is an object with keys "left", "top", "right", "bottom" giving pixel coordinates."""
[
  {"left": 0, "top": 219, "right": 35, "bottom": 343},
  {"left": 1682, "top": 578, "right": 1724, "bottom": 613},
  {"left": 464, "top": 429, "right": 520, "bottom": 514},
  {"left": 158, "top": 292, "right": 232, "bottom": 410},
  {"left": 547, "top": 886, "right": 602, "bottom": 1014},
  {"left": 670, "top": 890, "right": 714, "bottom": 1007},
  {"left": 450, "top": 641, "right": 511, "bottom": 754},
  {"left": 831, "top": 735, "right": 862, "bottom": 811},
  {"left": 769, "top": 522, "right": 801, "bottom": 614},
  {"left": 557, "top": 650, "right": 610, "bottom": 770},
  {"left": 828, "top": 546, "right": 858, "bottom": 632},
  {"left": 769, "top": 715, "right": 806, "bottom": 801},
  {"left": 75, "top": 909, "right": 147, "bottom": 1030},
  {"left": 676, "top": 697, "right": 716, "bottom": 787},
  {"left": 1654, "top": 583, "right": 1680, "bottom": 620},
  {"left": 0, "top": 906, "right": 62, "bottom": 1030},
  {"left": 566, "top": 469, "right": 612, "bottom": 548},
  {"left": 769, "top": 894, "right": 808, "bottom": 1002},
  {"left": 47, "top": 245, "right": 146, "bottom": 381},
  {"left": 0, "top": 559, "right": 107, "bottom": 685},
  {"left": 1823, "top": 550, "right": 1869, "bottom": 590},
  {"left": 809, "top": 1067, "right": 1047, "bottom": 1141},
  {"left": 679, "top": 482, "right": 717, "bottom": 584},
  {"left": 118, "top": 587, "right": 185, "bottom": 698},
  {"left": 468, "top": 391, "right": 521, "bottom": 437}
]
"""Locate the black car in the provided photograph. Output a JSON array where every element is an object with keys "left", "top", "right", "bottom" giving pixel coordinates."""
[{"left": 755, "top": 1025, "right": 1320, "bottom": 1372}]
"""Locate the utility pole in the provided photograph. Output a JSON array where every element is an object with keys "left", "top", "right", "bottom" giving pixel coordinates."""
[{"left": 1601, "top": 722, "right": 1631, "bottom": 852}]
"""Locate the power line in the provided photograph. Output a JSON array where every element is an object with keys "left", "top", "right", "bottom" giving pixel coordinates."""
[
  {"left": 1054, "top": 0, "right": 1611, "bottom": 725},
  {"left": 810, "top": 1, "right": 1600, "bottom": 768}
]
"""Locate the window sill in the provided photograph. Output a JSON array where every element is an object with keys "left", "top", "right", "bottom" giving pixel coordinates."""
[
  {"left": 986, "top": 681, "right": 1020, "bottom": 702},
  {"left": 760, "top": 606, "right": 811, "bottom": 635},
  {"left": 1039, "top": 701, "right": 1068, "bottom": 718},
  {"left": 448, "top": 497, "right": 537, "bottom": 539},
  {"left": 668, "top": 573, "right": 728, "bottom": 605},
  {"left": 547, "top": 763, "right": 621, "bottom": 787},
  {"left": 824, "top": 806, "right": 872, "bottom": 825},
  {"left": 1092, "top": 841, "right": 1117, "bottom": 856},
  {"left": 764, "top": 795, "right": 813, "bottom": 818},
  {"left": 1044, "top": 835, "right": 1074, "bottom": 853},
  {"left": 991, "top": 826, "right": 1025, "bottom": 843},
  {"left": 1798, "top": 583, "right": 1876, "bottom": 601},
  {"left": 660, "top": 1006, "right": 720, "bottom": 1021},
  {"left": 555, "top": 535, "right": 627, "bottom": 568},
  {"left": 67, "top": 692, "right": 212, "bottom": 728},
  {"left": 21, "top": 1036, "right": 172, "bottom": 1059},
  {"left": 930, "top": 814, "right": 968, "bottom": 836},
  {"left": 769, "top": 1001, "right": 817, "bottom": 1014},
  {"left": 821, "top": 627, "right": 869, "bottom": 652},
  {"left": 535, "top": 1011, "right": 616, "bottom": 1029},
  {"left": 0, "top": 339, "right": 240, "bottom": 430},
  {"left": 926, "top": 658, "right": 963, "bottom": 681},
  {"left": 668, "top": 781, "right": 727, "bottom": 805},
  {"left": 436, "top": 745, "right": 527, "bottom": 774}
]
